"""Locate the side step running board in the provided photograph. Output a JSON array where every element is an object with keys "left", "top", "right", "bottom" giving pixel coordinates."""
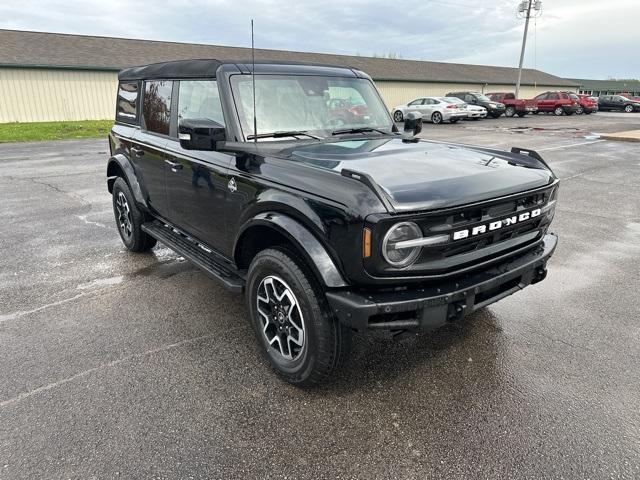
[{"left": 141, "top": 221, "right": 245, "bottom": 293}]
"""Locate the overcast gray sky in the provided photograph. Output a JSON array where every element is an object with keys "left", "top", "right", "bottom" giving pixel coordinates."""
[{"left": 1, "top": 0, "right": 638, "bottom": 79}]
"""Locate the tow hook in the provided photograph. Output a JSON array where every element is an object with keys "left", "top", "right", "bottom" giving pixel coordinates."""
[
  {"left": 447, "top": 302, "right": 466, "bottom": 322},
  {"left": 532, "top": 267, "right": 547, "bottom": 284}
]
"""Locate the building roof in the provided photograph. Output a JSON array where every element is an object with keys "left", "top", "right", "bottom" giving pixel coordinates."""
[
  {"left": 0, "top": 29, "right": 577, "bottom": 87},
  {"left": 568, "top": 78, "right": 640, "bottom": 92}
]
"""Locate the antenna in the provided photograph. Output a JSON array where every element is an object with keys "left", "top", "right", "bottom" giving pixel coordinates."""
[{"left": 251, "top": 19, "right": 257, "bottom": 143}]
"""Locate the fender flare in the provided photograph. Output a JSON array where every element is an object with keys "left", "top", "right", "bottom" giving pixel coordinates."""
[
  {"left": 107, "top": 154, "right": 148, "bottom": 209},
  {"left": 235, "top": 212, "right": 348, "bottom": 288}
]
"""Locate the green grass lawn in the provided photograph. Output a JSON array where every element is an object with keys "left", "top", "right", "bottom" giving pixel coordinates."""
[{"left": 0, "top": 120, "right": 113, "bottom": 143}]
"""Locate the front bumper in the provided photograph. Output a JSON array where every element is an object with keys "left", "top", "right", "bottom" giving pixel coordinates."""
[{"left": 326, "top": 234, "right": 557, "bottom": 332}]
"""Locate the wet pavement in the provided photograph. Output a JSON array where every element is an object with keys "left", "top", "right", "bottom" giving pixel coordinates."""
[{"left": 1, "top": 112, "right": 639, "bottom": 478}]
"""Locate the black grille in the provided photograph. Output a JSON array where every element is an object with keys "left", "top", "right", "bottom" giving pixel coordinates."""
[{"left": 398, "top": 185, "right": 556, "bottom": 275}]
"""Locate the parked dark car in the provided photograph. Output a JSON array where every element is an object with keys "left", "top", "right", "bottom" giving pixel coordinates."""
[
  {"left": 107, "top": 59, "right": 559, "bottom": 386},
  {"left": 445, "top": 91, "right": 506, "bottom": 118},
  {"left": 486, "top": 92, "right": 537, "bottom": 117},
  {"left": 574, "top": 94, "right": 598, "bottom": 114},
  {"left": 530, "top": 91, "right": 579, "bottom": 115},
  {"left": 598, "top": 95, "right": 640, "bottom": 113}
]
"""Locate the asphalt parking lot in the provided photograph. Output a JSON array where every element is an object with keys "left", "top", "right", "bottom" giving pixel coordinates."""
[{"left": 1, "top": 112, "right": 639, "bottom": 479}]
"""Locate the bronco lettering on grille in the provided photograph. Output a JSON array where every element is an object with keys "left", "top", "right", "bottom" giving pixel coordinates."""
[{"left": 452, "top": 208, "right": 541, "bottom": 241}]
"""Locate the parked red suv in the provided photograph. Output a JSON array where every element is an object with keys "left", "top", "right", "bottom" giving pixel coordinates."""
[
  {"left": 574, "top": 94, "right": 598, "bottom": 114},
  {"left": 530, "top": 91, "right": 579, "bottom": 116},
  {"left": 486, "top": 92, "right": 537, "bottom": 117}
]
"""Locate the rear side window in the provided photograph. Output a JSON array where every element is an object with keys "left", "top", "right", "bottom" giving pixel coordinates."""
[
  {"left": 116, "top": 82, "right": 139, "bottom": 123},
  {"left": 178, "top": 80, "right": 225, "bottom": 126},
  {"left": 143, "top": 80, "right": 173, "bottom": 135},
  {"left": 548, "top": 93, "right": 559, "bottom": 100}
]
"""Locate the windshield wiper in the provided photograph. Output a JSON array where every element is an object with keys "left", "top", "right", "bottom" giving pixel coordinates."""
[
  {"left": 331, "top": 127, "right": 391, "bottom": 136},
  {"left": 246, "top": 130, "right": 323, "bottom": 140}
]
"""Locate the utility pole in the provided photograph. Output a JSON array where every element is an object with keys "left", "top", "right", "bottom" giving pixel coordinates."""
[{"left": 515, "top": 0, "right": 542, "bottom": 98}]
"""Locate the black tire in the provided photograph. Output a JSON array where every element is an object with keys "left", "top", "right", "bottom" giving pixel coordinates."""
[
  {"left": 584, "top": 110, "right": 592, "bottom": 114},
  {"left": 505, "top": 106, "right": 516, "bottom": 117},
  {"left": 553, "top": 106, "right": 564, "bottom": 116},
  {"left": 490, "top": 112, "right": 502, "bottom": 118},
  {"left": 246, "top": 247, "right": 352, "bottom": 387},
  {"left": 517, "top": 112, "right": 527, "bottom": 117},
  {"left": 576, "top": 106, "right": 584, "bottom": 115},
  {"left": 112, "top": 177, "right": 157, "bottom": 252},
  {"left": 624, "top": 104, "right": 634, "bottom": 113},
  {"left": 431, "top": 111, "right": 443, "bottom": 124},
  {"left": 393, "top": 110, "right": 404, "bottom": 122},
  {"left": 565, "top": 110, "right": 574, "bottom": 116}
]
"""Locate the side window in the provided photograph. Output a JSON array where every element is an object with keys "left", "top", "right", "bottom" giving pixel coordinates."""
[
  {"left": 548, "top": 93, "right": 559, "bottom": 100},
  {"left": 408, "top": 99, "right": 424, "bottom": 106},
  {"left": 143, "top": 80, "right": 173, "bottom": 135},
  {"left": 535, "top": 93, "right": 547, "bottom": 100},
  {"left": 506, "top": 93, "right": 515, "bottom": 100},
  {"left": 464, "top": 94, "right": 475, "bottom": 103},
  {"left": 178, "top": 80, "right": 225, "bottom": 126},
  {"left": 116, "top": 82, "right": 139, "bottom": 123}
]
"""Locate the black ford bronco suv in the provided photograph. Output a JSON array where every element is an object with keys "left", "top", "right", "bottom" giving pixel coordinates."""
[{"left": 108, "top": 59, "right": 559, "bottom": 386}]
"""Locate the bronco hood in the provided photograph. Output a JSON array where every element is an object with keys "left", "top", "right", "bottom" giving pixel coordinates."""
[{"left": 285, "top": 138, "right": 554, "bottom": 212}]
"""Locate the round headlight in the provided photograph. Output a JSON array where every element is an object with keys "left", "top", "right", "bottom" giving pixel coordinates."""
[{"left": 382, "top": 222, "right": 422, "bottom": 268}]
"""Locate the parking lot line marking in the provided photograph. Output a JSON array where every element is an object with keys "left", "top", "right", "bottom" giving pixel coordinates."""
[
  {"left": 0, "top": 334, "right": 216, "bottom": 409},
  {"left": 537, "top": 140, "right": 605, "bottom": 152}
]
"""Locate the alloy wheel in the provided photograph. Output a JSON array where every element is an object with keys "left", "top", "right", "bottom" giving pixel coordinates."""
[
  {"left": 554, "top": 107, "right": 564, "bottom": 116},
  {"left": 432, "top": 112, "right": 443, "bottom": 124},
  {"left": 625, "top": 105, "right": 634, "bottom": 113},
  {"left": 393, "top": 111, "right": 403, "bottom": 122},
  {"left": 115, "top": 191, "right": 132, "bottom": 239},
  {"left": 256, "top": 275, "right": 306, "bottom": 361}
]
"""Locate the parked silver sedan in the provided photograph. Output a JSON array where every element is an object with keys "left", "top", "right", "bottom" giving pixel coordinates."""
[
  {"left": 392, "top": 96, "right": 467, "bottom": 124},
  {"left": 440, "top": 96, "right": 487, "bottom": 120}
]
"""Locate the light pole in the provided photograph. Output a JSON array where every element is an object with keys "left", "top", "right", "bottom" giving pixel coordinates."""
[{"left": 515, "top": 0, "right": 542, "bottom": 98}]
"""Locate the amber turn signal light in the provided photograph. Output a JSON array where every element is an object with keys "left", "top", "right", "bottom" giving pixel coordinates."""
[{"left": 363, "top": 228, "right": 372, "bottom": 258}]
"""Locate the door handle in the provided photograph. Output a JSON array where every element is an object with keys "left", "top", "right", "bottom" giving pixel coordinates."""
[
  {"left": 130, "top": 146, "right": 144, "bottom": 157},
  {"left": 165, "top": 159, "right": 183, "bottom": 171}
]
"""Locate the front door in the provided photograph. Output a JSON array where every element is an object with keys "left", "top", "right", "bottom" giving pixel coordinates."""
[{"left": 163, "top": 79, "right": 232, "bottom": 253}]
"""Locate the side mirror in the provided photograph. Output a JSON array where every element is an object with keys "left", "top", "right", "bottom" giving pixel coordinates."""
[
  {"left": 403, "top": 112, "right": 423, "bottom": 137},
  {"left": 178, "top": 118, "right": 226, "bottom": 151}
]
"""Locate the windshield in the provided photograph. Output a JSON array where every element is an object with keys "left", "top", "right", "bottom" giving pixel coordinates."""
[
  {"left": 230, "top": 74, "right": 393, "bottom": 140},
  {"left": 476, "top": 94, "right": 492, "bottom": 102}
]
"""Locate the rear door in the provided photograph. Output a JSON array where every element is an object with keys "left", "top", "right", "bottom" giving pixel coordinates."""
[
  {"left": 131, "top": 79, "right": 174, "bottom": 218},
  {"left": 163, "top": 79, "right": 233, "bottom": 252}
]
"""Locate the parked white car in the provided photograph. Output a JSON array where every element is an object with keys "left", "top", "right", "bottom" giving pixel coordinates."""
[
  {"left": 441, "top": 97, "right": 487, "bottom": 120},
  {"left": 392, "top": 97, "right": 467, "bottom": 124}
]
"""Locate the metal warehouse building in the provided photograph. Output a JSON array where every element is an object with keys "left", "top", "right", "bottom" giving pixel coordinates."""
[
  {"left": 0, "top": 29, "right": 578, "bottom": 123},
  {"left": 569, "top": 78, "right": 640, "bottom": 97}
]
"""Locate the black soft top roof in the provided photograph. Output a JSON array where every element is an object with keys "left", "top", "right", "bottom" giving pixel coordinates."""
[
  {"left": 118, "top": 58, "right": 361, "bottom": 81},
  {"left": 118, "top": 59, "right": 223, "bottom": 81}
]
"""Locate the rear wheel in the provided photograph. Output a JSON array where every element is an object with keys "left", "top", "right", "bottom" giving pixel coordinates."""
[
  {"left": 431, "top": 111, "right": 443, "bottom": 124},
  {"left": 393, "top": 110, "right": 404, "bottom": 122},
  {"left": 112, "top": 177, "right": 156, "bottom": 252},
  {"left": 505, "top": 106, "right": 516, "bottom": 117},
  {"left": 624, "top": 104, "right": 634, "bottom": 113},
  {"left": 554, "top": 106, "right": 564, "bottom": 116},
  {"left": 246, "top": 247, "right": 352, "bottom": 387}
]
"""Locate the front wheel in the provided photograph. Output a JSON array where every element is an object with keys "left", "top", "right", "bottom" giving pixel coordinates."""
[
  {"left": 517, "top": 112, "right": 527, "bottom": 117},
  {"left": 431, "top": 111, "right": 443, "bottom": 124},
  {"left": 576, "top": 106, "right": 584, "bottom": 115},
  {"left": 554, "top": 106, "right": 564, "bottom": 116},
  {"left": 246, "top": 248, "right": 352, "bottom": 387},
  {"left": 505, "top": 106, "right": 516, "bottom": 117},
  {"left": 112, "top": 177, "right": 157, "bottom": 252},
  {"left": 393, "top": 110, "right": 404, "bottom": 122}
]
